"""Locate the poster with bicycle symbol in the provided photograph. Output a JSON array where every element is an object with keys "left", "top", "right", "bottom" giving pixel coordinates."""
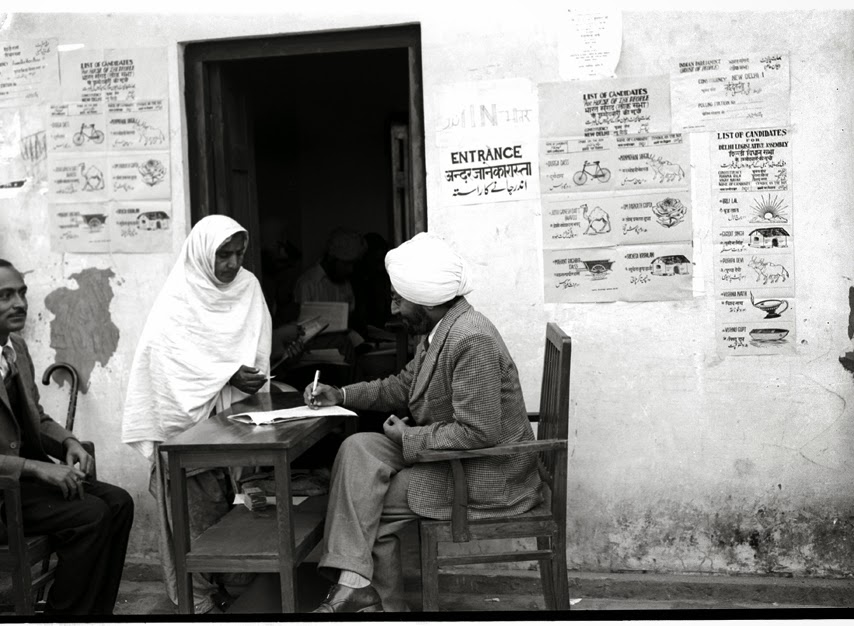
[
  {"left": 539, "top": 136, "right": 615, "bottom": 194},
  {"left": 48, "top": 102, "right": 106, "bottom": 152}
]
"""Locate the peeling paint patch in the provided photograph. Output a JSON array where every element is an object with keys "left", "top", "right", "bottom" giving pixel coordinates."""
[
  {"left": 573, "top": 496, "right": 854, "bottom": 577},
  {"left": 44, "top": 268, "right": 120, "bottom": 393}
]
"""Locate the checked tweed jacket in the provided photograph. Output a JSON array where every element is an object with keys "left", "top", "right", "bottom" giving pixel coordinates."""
[{"left": 344, "top": 298, "right": 542, "bottom": 520}]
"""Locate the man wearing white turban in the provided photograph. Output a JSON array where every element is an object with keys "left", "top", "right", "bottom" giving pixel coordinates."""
[{"left": 303, "top": 232, "right": 542, "bottom": 612}]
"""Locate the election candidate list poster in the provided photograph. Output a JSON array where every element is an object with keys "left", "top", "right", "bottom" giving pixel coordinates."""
[
  {"left": 434, "top": 78, "right": 540, "bottom": 206},
  {"left": 539, "top": 75, "right": 671, "bottom": 139},
  {"left": 539, "top": 131, "right": 693, "bottom": 303},
  {"left": 48, "top": 47, "right": 172, "bottom": 254},
  {"left": 670, "top": 52, "right": 790, "bottom": 133},
  {"left": 711, "top": 127, "right": 796, "bottom": 356}
]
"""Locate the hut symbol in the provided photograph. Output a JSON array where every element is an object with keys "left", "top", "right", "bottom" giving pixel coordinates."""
[
  {"left": 137, "top": 211, "right": 171, "bottom": 231},
  {"left": 748, "top": 227, "right": 789, "bottom": 249},
  {"left": 651, "top": 255, "right": 691, "bottom": 276}
]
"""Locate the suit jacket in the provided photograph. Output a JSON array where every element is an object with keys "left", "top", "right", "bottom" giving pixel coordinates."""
[
  {"left": 345, "top": 298, "right": 542, "bottom": 520},
  {"left": 0, "top": 333, "right": 77, "bottom": 481}
]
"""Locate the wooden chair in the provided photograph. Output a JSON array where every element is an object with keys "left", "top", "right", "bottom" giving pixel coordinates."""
[
  {"left": 0, "top": 364, "right": 93, "bottom": 615},
  {"left": 415, "top": 323, "right": 570, "bottom": 611}
]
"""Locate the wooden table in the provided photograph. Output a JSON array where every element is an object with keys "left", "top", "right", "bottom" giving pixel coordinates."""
[{"left": 160, "top": 391, "right": 347, "bottom": 614}]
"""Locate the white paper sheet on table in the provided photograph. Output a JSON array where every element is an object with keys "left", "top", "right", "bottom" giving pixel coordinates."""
[
  {"left": 228, "top": 405, "right": 357, "bottom": 426},
  {"left": 232, "top": 494, "right": 309, "bottom": 506}
]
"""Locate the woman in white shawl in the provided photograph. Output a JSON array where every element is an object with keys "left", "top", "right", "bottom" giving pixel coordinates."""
[{"left": 122, "top": 215, "right": 271, "bottom": 613}]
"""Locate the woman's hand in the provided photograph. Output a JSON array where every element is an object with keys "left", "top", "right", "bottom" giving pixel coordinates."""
[
  {"left": 230, "top": 365, "right": 268, "bottom": 394},
  {"left": 304, "top": 382, "right": 343, "bottom": 408}
]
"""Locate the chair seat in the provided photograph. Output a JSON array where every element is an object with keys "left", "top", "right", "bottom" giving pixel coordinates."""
[{"left": 0, "top": 535, "right": 53, "bottom": 565}]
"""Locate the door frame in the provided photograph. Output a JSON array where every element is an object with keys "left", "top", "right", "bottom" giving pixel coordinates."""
[{"left": 182, "top": 24, "right": 427, "bottom": 243}]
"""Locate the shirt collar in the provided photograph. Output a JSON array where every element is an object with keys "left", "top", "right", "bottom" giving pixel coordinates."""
[{"left": 427, "top": 314, "right": 445, "bottom": 346}]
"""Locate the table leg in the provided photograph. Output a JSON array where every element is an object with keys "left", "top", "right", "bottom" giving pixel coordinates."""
[
  {"left": 168, "top": 453, "right": 194, "bottom": 615},
  {"left": 274, "top": 451, "right": 297, "bottom": 612}
]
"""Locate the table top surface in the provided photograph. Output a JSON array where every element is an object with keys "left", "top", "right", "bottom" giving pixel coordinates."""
[{"left": 160, "top": 392, "right": 343, "bottom": 452}]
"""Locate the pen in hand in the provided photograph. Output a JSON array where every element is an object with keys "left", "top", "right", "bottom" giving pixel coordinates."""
[{"left": 310, "top": 370, "right": 320, "bottom": 407}]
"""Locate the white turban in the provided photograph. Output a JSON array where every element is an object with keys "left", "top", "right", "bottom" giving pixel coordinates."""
[{"left": 385, "top": 232, "right": 473, "bottom": 306}]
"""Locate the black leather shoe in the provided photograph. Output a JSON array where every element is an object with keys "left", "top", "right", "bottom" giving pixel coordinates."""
[{"left": 312, "top": 583, "right": 384, "bottom": 613}]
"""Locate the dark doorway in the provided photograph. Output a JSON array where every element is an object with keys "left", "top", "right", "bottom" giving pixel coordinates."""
[{"left": 183, "top": 25, "right": 426, "bottom": 288}]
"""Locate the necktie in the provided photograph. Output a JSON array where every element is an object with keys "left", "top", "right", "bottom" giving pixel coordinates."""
[{"left": 2, "top": 345, "right": 17, "bottom": 380}]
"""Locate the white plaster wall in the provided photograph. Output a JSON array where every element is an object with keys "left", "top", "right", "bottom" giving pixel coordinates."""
[{"left": 1, "top": 7, "right": 853, "bottom": 574}]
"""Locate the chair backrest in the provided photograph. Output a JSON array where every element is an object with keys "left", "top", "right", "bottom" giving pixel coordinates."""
[{"left": 536, "top": 323, "right": 571, "bottom": 496}]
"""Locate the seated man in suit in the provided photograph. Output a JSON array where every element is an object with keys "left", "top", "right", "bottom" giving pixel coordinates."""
[
  {"left": 304, "top": 233, "right": 543, "bottom": 612},
  {"left": 0, "top": 259, "right": 134, "bottom": 615}
]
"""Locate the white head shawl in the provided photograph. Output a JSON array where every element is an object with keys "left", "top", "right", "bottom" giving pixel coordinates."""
[
  {"left": 385, "top": 232, "right": 473, "bottom": 306},
  {"left": 122, "top": 215, "right": 272, "bottom": 461}
]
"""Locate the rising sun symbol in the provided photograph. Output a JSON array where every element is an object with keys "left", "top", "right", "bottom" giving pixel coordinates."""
[{"left": 750, "top": 194, "right": 788, "bottom": 223}]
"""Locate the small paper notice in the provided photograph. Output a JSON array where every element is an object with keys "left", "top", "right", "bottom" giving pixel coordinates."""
[{"left": 228, "top": 405, "right": 357, "bottom": 426}]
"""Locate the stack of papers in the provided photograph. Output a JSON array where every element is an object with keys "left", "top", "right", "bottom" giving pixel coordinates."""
[
  {"left": 233, "top": 494, "right": 309, "bottom": 508},
  {"left": 228, "top": 404, "right": 357, "bottom": 426}
]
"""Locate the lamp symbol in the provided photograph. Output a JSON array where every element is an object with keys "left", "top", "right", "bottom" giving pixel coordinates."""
[{"left": 749, "top": 292, "right": 789, "bottom": 319}]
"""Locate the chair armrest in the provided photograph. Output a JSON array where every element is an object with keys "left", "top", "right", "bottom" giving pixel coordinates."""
[
  {"left": 81, "top": 441, "right": 97, "bottom": 480},
  {"left": 414, "top": 439, "right": 566, "bottom": 463},
  {"left": 416, "top": 439, "right": 567, "bottom": 544}
]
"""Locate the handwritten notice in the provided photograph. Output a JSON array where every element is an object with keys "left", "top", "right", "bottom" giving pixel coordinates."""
[
  {"left": 109, "top": 152, "right": 170, "bottom": 200},
  {"left": 540, "top": 133, "right": 689, "bottom": 195},
  {"left": 60, "top": 47, "right": 168, "bottom": 104},
  {"left": 0, "top": 38, "right": 59, "bottom": 108},
  {"left": 618, "top": 243, "right": 693, "bottom": 302},
  {"left": 544, "top": 247, "right": 620, "bottom": 303},
  {"left": 540, "top": 76, "right": 671, "bottom": 139},
  {"left": 107, "top": 100, "right": 168, "bottom": 150},
  {"left": 108, "top": 201, "right": 172, "bottom": 253},
  {"left": 543, "top": 243, "right": 693, "bottom": 303},
  {"left": 48, "top": 102, "right": 106, "bottom": 152},
  {"left": 558, "top": 9, "right": 622, "bottom": 80},
  {"left": 48, "top": 202, "right": 111, "bottom": 253},
  {"left": 543, "top": 190, "right": 692, "bottom": 250},
  {"left": 711, "top": 127, "right": 795, "bottom": 356},
  {"left": 48, "top": 155, "right": 109, "bottom": 203},
  {"left": 434, "top": 78, "right": 537, "bottom": 141},
  {"left": 671, "top": 52, "right": 790, "bottom": 132},
  {"left": 438, "top": 139, "right": 538, "bottom": 205},
  {"left": 715, "top": 289, "right": 796, "bottom": 356}
]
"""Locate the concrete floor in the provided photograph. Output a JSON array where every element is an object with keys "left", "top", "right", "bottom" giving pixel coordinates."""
[{"left": 3, "top": 522, "right": 847, "bottom": 617}]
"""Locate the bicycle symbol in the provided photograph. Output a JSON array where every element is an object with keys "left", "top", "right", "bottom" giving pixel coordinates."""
[
  {"left": 572, "top": 160, "right": 611, "bottom": 186},
  {"left": 72, "top": 123, "right": 105, "bottom": 146}
]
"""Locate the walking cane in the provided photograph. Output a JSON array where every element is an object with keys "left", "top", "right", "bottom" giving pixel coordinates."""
[{"left": 41, "top": 363, "right": 80, "bottom": 432}]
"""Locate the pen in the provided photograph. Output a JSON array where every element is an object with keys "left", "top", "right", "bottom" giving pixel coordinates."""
[{"left": 312, "top": 370, "right": 320, "bottom": 395}]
